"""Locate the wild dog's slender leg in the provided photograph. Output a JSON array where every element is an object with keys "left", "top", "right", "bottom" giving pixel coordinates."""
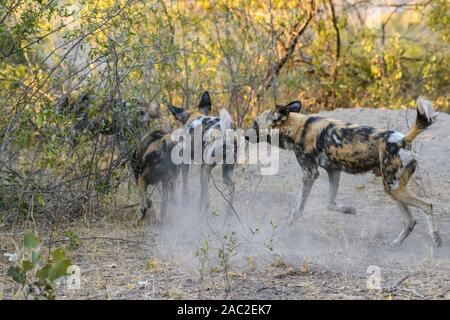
[
  {"left": 381, "top": 148, "right": 442, "bottom": 246},
  {"left": 391, "top": 201, "right": 417, "bottom": 245},
  {"left": 159, "top": 179, "right": 169, "bottom": 224},
  {"left": 326, "top": 170, "right": 356, "bottom": 215},
  {"left": 199, "top": 164, "right": 212, "bottom": 214},
  {"left": 287, "top": 170, "right": 319, "bottom": 225},
  {"left": 137, "top": 175, "right": 151, "bottom": 221},
  {"left": 181, "top": 164, "right": 190, "bottom": 204},
  {"left": 168, "top": 178, "right": 177, "bottom": 208},
  {"left": 391, "top": 188, "right": 442, "bottom": 247},
  {"left": 222, "top": 163, "right": 235, "bottom": 213}
]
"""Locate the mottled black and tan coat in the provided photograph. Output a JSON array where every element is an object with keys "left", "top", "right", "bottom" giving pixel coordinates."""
[
  {"left": 131, "top": 130, "right": 179, "bottom": 224},
  {"left": 253, "top": 97, "right": 441, "bottom": 246}
]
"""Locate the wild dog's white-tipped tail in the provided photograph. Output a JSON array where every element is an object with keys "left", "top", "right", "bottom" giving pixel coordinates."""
[
  {"left": 417, "top": 96, "right": 437, "bottom": 122},
  {"left": 404, "top": 97, "right": 437, "bottom": 144}
]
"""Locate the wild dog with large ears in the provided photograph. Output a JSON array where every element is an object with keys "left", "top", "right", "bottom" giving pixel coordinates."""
[
  {"left": 167, "top": 91, "right": 236, "bottom": 214},
  {"left": 167, "top": 91, "right": 212, "bottom": 124},
  {"left": 252, "top": 98, "right": 441, "bottom": 247}
]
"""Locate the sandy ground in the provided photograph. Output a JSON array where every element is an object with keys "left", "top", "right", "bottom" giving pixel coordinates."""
[{"left": 1, "top": 107, "right": 450, "bottom": 300}]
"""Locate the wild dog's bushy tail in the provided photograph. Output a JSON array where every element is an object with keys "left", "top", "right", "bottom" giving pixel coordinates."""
[{"left": 404, "top": 97, "right": 437, "bottom": 145}]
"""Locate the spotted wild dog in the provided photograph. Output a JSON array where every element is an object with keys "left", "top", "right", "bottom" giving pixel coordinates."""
[
  {"left": 167, "top": 91, "right": 235, "bottom": 214},
  {"left": 252, "top": 97, "right": 442, "bottom": 247},
  {"left": 131, "top": 130, "right": 179, "bottom": 224}
]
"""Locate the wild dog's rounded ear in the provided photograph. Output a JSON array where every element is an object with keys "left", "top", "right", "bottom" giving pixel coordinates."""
[
  {"left": 272, "top": 105, "right": 289, "bottom": 123},
  {"left": 198, "top": 91, "right": 211, "bottom": 115},
  {"left": 285, "top": 101, "right": 302, "bottom": 113},
  {"left": 167, "top": 104, "right": 184, "bottom": 116},
  {"left": 167, "top": 104, "right": 189, "bottom": 124},
  {"left": 272, "top": 101, "right": 302, "bottom": 123}
]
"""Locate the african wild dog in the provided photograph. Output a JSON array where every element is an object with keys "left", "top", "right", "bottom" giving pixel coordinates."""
[
  {"left": 131, "top": 130, "right": 179, "bottom": 224},
  {"left": 167, "top": 91, "right": 235, "bottom": 214},
  {"left": 252, "top": 97, "right": 442, "bottom": 247}
]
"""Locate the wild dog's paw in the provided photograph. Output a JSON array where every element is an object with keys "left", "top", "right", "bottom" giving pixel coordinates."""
[
  {"left": 134, "top": 212, "right": 146, "bottom": 228},
  {"left": 286, "top": 214, "right": 299, "bottom": 226},
  {"left": 327, "top": 204, "right": 356, "bottom": 215},
  {"left": 342, "top": 206, "right": 356, "bottom": 215},
  {"left": 389, "top": 239, "right": 402, "bottom": 248}
]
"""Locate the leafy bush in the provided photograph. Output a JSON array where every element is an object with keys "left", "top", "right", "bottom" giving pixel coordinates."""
[
  {"left": 6, "top": 232, "right": 72, "bottom": 300},
  {"left": 0, "top": 1, "right": 448, "bottom": 225}
]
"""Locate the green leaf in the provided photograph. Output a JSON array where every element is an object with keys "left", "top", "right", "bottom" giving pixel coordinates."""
[
  {"left": 22, "top": 260, "right": 33, "bottom": 272},
  {"left": 32, "top": 250, "right": 41, "bottom": 265},
  {"left": 7, "top": 266, "right": 26, "bottom": 284},
  {"left": 37, "top": 194, "right": 44, "bottom": 207},
  {"left": 47, "top": 259, "right": 71, "bottom": 281},
  {"left": 22, "top": 232, "right": 40, "bottom": 249},
  {"left": 51, "top": 248, "right": 65, "bottom": 262},
  {"left": 36, "top": 265, "right": 51, "bottom": 280}
]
